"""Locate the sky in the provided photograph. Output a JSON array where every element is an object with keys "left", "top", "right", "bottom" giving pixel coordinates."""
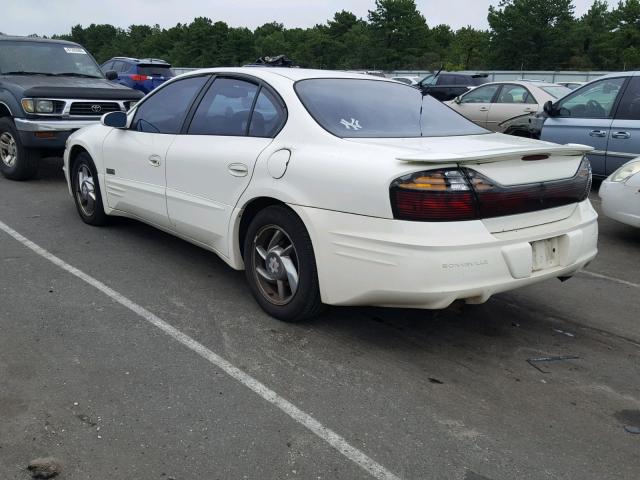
[{"left": 2, "top": 0, "right": 599, "bottom": 36}]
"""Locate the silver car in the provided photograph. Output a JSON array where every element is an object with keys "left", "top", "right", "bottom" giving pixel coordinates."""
[
  {"left": 541, "top": 72, "right": 640, "bottom": 177},
  {"left": 446, "top": 80, "right": 570, "bottom": 135}
]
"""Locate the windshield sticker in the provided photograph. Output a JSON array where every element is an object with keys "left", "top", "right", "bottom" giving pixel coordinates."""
[
  {"left": 64, "top": 47, "right": 87, "bottom": 54},
  {"left": 340, "top": 118, "right": 362, "bottom": 130}
]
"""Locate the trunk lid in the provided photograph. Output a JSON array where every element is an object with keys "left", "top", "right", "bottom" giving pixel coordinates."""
[
  {"left": 348, "top": 133, "right": 593, "bottom": 231},
  {"left": 347, "top": 133, "right": 592, "bottom": 186}
]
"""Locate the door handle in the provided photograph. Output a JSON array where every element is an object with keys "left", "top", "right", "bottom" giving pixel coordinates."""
[
  {"left": 612, "top": 131, "right": 631, "bottom": 139},
  {"left": 228, "top": 163, "right": 248, "bottom": 177},
  {"left": 589, "top": 130, "right": 607, "bottom": 138},
  {"left": 148, "top": 154, "right": 161, "bottom": 167},
  {"left": 479, "top": 107, "right": 489, "bottom": 111},
  {"left": 524, "top": 107, "right": 536, "bottom": 113}
]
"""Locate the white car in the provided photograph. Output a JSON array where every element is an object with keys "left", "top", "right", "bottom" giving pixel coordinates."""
[
  {"left": 599, "top": 158, "right": 640, "bottom": 227},
  {"left": 391, "top": 76, "right": 420, "bottom": 86},
  {"left": 63, "top": 68, "right": 598, "bottom": 321},
  {"left": 446, "top": 81, "right": 571, "bottom": 134}
]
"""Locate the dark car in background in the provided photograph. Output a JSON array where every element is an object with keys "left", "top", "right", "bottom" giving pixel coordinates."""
[
  {"left": 101, "top": 57, "right": 174, "bottom": 94},
  {"left": 418, "top": 72, "right": 489, "bottom": 101},
  {"left": 0, "top": 35, "right": 143, "bottom": 180}
]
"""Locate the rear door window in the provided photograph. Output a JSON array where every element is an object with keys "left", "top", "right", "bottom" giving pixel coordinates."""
[
  {"left": 471, "top": 76, "right": 489, "bottom": 86},
  {"left": 496, "top": 85, "right": 536, "bottom": 104},
  {"left": 249, "top": 88, "right": 286, "bottom": 137},
  {"left": 188, "top": 77, "right": 259, "bottom": 136},
  {"left": 436, "top": 74, "right": 456, "bottom": 86},
  {"left": 556, "top": 77, "right": 626, "bottom": 118}
]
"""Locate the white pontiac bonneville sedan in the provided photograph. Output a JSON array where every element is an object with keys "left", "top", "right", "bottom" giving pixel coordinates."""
[{"left": 63, "top": 68, "right": 598, "bottom": 321}]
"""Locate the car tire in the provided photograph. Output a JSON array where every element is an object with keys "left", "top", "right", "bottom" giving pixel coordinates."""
[
  {"left": 71, "top": 152, "right": 108, "bottom": 226},
  {"left": 0, "top": 117, "right": 39, "bottom": 180},
  {"left": 243, "top": 205, "right": 324, "bottom": 322}
]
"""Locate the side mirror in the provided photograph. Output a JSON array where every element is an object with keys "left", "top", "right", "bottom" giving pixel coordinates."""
[
  {"left": 543, "top": 100, "right": 556, "bottom": 117},
  {"left": 105, "top": 70, "right": 118, "bottom": 81},
  {"left": 101, "top": 111, "right": 128, "bottom": 128},
  {"left": 454, "top": 96, "right": 462, "bottom": 104}
]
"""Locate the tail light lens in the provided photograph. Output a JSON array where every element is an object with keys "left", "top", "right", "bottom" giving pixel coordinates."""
[
  {"left": 390, "top": 157, "right": 592, "bottom": 222},
  {"left": 390, "top": 169, "right": 477, "bottom": 221},
  {"left": 129, "top": 74, "right": 152, "bottom": 81}
]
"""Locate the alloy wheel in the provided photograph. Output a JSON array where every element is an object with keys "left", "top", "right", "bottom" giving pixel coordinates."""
[
  {"left": 252, "top": 225, "right": 300, "bottom": 306},
  {"left": 75, "top": 164, "right": 97, "bottom": 217},
  {"left": 0, "top": 132, "right": 18, "bottom": 167}
]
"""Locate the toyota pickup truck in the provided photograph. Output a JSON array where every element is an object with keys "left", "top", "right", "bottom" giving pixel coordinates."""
[{"left": 0, "top": 35, "right": 143, "bottom": 180}]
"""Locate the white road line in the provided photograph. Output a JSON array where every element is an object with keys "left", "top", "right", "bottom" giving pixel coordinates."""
[
  {"left": 0, "top": 219, "right": 401, "bottom": 480},
  {"left": 581, "top": 270, "right": 640, "bottom": 289}
]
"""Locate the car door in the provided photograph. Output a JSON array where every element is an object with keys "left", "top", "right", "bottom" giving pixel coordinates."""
[
  {"left": 102, "top": 75, "right": 209, "bottom": 228},
  {"left": 165, "top": 76, "right": 286, "bottom": 255},
  {"left": 541, "top": 77, "right": 627, "bottom": 177},
  {"left": 486, "top": 84, "right": 537, "bottom": 132},
  {"left": 607, "top": 76, "right": 640, "bottom": 175},
  {"left": 433, "top": 74, "right": 459, "bottom": 101},
  {"left": 449, "top": 84, "right": 501, "bottom": 128}
]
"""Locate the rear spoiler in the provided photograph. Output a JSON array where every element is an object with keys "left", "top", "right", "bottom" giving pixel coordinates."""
[{"left": 397, "top": 143, "right": 593, "bottom": 164}]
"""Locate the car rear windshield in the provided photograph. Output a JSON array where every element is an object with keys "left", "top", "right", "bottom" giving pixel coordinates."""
[
  {"left": 541, "top": 86, "right": 572, "bottom": 99},
  {"left": 295, "top": 78, "right": 488, "bottom": 138},
  {"left": 138, "top": 65, "right": 174, "bottom": 77},
  {"left": 0, "top": 41, "right": 103, "bottom": 78}
]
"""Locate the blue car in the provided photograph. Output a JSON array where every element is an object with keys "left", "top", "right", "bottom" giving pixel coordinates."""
[
  {"left": 541, "top": 71, "right": 640, "bottom": 178},
  {"left": 100, "top": 57, "right": 174, "bottom": 94}
]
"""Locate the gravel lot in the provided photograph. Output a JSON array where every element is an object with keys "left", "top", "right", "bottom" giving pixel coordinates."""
[{"left": 1, "top": 158, "right": 639, "bottom": 480}]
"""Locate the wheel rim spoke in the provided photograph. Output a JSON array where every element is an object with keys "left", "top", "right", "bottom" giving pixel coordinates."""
[
  {"left": 256, "top": 245, "right": 268, "bottom": 260},
  {"left": 276, "top": 280, "right": 285, "bottom": 300},
  {"left": 267, "top": 229, "right": 283, "bottom": 250},
  {"left": 256, "top": 266, "right": 275, "bottom": 283},
  {"left": 281, "top": 256, "right": 299, "bottom": 295}
]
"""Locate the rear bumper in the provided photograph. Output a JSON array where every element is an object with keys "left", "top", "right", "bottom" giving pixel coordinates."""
[
  {"left": 599, "top": 177, "right": 640, "bottom": 228},
  {"left": 15, "top": 118, "right": 98, "bottom": 150},
  {"left": 291, "top": 201, "right": 598, "bottom": 309}
]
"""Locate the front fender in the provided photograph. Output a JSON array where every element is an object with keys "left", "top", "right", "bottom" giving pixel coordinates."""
[{"left": 63, "top": 124, "right": 111, "bottom": 201}]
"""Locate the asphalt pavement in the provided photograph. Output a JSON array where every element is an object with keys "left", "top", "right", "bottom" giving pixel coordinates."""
[{"left": 1, "top": 158, "right": 639, "bottom": 480}]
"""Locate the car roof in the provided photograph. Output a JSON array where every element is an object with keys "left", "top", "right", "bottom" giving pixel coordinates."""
[
  {"left": 481, "top": 80, "right": 561, "bottom": 88},
  {"left": 597, "top": 71, "right": 639, "bottom": 79},
  {"left": 109, "top": 57, "right": 170, "bottom": 65},
  {"left": 180, "top": 67, "right": 396, "bottom": 83},
  {"left": 0, "top": 35, "right": 79, "bottom": 46}
]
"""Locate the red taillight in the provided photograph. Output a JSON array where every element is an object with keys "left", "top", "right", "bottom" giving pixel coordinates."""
[
  {"left": 129, "top": 74, "right": 151, "bottom": 81},
  {"left": 390, "top": 158, "right": 592, "bottom": 222},
  {"left": 390, "top": 169, "right": 477, "bottom": 221}
]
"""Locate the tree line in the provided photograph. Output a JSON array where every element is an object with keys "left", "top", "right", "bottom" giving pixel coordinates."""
[{"left": 50, "top": 0, "right": 640, "bottom": 71}]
